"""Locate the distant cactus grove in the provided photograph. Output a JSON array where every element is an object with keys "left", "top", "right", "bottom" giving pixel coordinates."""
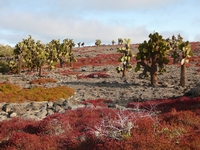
[{"left": 0, "top": 32, "right": 193, "bottom": 87}]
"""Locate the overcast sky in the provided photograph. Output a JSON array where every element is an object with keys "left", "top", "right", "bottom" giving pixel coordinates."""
[{"left": 0, "top": 0, "right": 199, "bottom": 47}]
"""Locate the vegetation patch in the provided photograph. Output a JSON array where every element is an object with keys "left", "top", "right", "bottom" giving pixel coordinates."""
[
  {"left": 0, "top": 106, "right": 199, "bottom": 149},
  {"left": 29, "top": 78, "right": 57, "bottom": 84},
  {"left": 57, "top": 69, "right": 81, "bottom": 76},
  {"left": 77, "top": 71, "right": 110, "bottom": 79},
  {"left": 0, "top": 83, "right": 74, "bottom": 103},
  {"left": 127, "top": 96, "right": 200, "bottom": 114},
  {"left": 81, "top": 98, "right": 113, "bottom": 107}
]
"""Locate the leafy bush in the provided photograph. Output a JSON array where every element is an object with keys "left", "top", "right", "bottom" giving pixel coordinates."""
[
  {"left": 0, "top": 45, "right": 14, "bottom": 57},
  {"left": 0, "top": 61, "right": 10, "bottom": 73}
]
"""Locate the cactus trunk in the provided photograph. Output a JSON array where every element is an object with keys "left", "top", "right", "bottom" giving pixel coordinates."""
[
  {"left": 17, "top": 54, "right": 22, "bottom": 74},
  {"left": 180, "top": 64, "right": 186, "bottom": 87},
  {"left": 69, "top": 47, "right": 73, "bottom": 67},
  {"left": 70, "top": 57, "right": 73, "bottom": 67},
  {"left": 122, "top": 64, "right": 126, "bottom": 78},
  {"left": 150, "top": 71, "right": 157, "bottom": 86},
  {"left": 59, "top": 59, "right": 63, "bottom": 68},
  {"left": 39, "top": 66, "right": 42, "bottom": 77}
]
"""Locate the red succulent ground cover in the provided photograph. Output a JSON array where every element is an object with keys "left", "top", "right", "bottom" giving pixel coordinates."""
[
  {"left": 0, "top": 96, "right": 200, "bottom": 149},
  {"left": 127, "top": 96, "right": 200, "bottom": 114},
  {"left": 80, "top": 98, "right": 113, "bottom": 107},
  {"left": 56, "top": 53, "right": 136, "bottom": 70},
  {"left": 77, "top": 71, "right": 110, "bottom": 79}
]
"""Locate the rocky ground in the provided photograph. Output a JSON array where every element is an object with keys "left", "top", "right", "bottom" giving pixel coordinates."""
[{"left": 0, "top": 44, "right": 200, "bottom": 121}]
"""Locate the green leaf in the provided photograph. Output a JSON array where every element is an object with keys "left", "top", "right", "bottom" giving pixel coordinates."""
[
  {"left": 127, "top": 64, "right": 132, "bottom": 70},
  {"left": 136, "top": 53, "right": 141, "bottom": 60}
]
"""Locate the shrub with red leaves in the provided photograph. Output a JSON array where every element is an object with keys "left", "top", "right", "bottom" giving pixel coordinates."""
[
  {"left": 127, "top": 96, "right": 200, "bottom": 113},
  {"left": 81, "top": 99, "right": 113, "bottom": 107},
  {"left": 0, "top": 103, "right": 199, "bottom": 150}
]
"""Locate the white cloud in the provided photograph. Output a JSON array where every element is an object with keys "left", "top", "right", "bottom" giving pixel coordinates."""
[
  {"left": 52, "top": 0, "right": 179, "bottom": 12},
  {"left": 0, "top": 7, "right": 150, "bottom": 46},
  {"left": 0, "top": 0, "right": 199, "bottom": 46}
]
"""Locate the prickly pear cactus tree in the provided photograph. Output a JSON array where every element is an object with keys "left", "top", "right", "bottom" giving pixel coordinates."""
[
  {"left": 168, "top": 34, "right": 182, "bottom": 64},
  {"left": 22, "top": 35, "right": 37, "bottom": 71},
  {"left": 77, "top": 42, "right": 81, "bottom": 47},
  {"left": 59, "top": 39, "right": 76, "bottom": 68},
  {"left": 95, "top": 39, "right": 101, "bottom": 46},
  {"left": 118, "top": 38, "right": 123, "bottom": 45},
  {"left": 135, "top": 32, "right": 170, "bottom": 86},
  {"left": 68, "top": 39, "right": 76, "bottom": 67},
  {"left": 81, "top": 42, "right": 84, "bottom": 47},
  {"left": 13, "top": 40, "right": 26, "bottom": 74},
  {"left": 58, "top": 39, "right": 70, "bottom": 68},
  {"left": 34, "top": 40, "right": 47, "bottom": 76},
  {"left": 112, "top": 40, "right": 115, "bottom": 45},
  {"left": 116, "top": 38, "right": 134, "bottom": 78},
  {"left": 169, "top": 34, "right": 193, "bottom": 87},
  {"left": 46, "top": 39, "right": 60, "bottom": 70}
]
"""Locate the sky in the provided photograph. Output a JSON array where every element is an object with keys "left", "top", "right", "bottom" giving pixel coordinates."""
[{"left": 0, "top": 0, "right": 200, "bottom": 47}]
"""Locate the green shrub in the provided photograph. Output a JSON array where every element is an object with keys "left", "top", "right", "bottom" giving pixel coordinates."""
[{"left": 0, "top": 61, "right": 10, "bottom": 73}]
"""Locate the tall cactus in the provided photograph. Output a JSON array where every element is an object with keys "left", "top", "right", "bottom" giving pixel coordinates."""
[
  {"left": 168, "top": 34, "right": 182, "bottom": 64},
  {"left": 59, "top": 39, "right": 76, "bottom": 68},
  {"left": 169, "top": 35, "right": 193, "bottom": 87},
  {"left": 135, "top": 32, "right": 170, "bottom": 86},
  {"left": 112, "top": 40, "right": 115, "bottom": 45},
  {"left": 68, "top": 39, "right": 76, "bottom": 67},
  {"left": 118, "top": 38, "right": 123, "bottom": 45},
  {"left": 22, "top": 35, "right": 37, "bottom": 71},
  {"left": 13, "top": 35, "right": 34, "bottom": 74},
  {"left": 116, "top": 38, "right": 134, "bottom": 78},
  {"left": 13, "top": 41, "right": 24, "bottom": 74},
  {"left": 35, "top": 40, "right": 47, "bottom": 76},
  {"left": 58, "top": 39, "right": 70, "bottom": 68},
  {"left": 46, "top": 39, "right": 60, "bottom": 70}
]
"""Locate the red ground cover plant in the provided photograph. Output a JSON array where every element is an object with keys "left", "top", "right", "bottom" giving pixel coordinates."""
[
  {"left": 0, "top": 100, "right": 199, "bottom": 150},
  {"left": 77, "top": 71, "right": 110, "bottom": 79},
  {"left": 57, "top": 69, "right": 82, "bottom": 76},
  {"left": 29, "top": 78, "right": 57, "bottom": 84},
  {"left": 80, "top": 98, "right": 113, "bottom": 107},
  {"left": 127, "top": 96, "right": 200, "bottom": 113},
  {"left": 56, "top": 53, "right": 136, "bottom": 70}
]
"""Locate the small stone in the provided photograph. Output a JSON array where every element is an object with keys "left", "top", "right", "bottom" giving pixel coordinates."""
[
  {"left": 47, "top": 102, "right": 54, "bottom": 108},
  {"left": 10, "top": 112, "right": 17, "bottom": 118},
  {"left": 36, "top": 109, "right": 47, "bottom": 119},
  {"left": 54, "top": 105, "right": 64, "bottom": 113},
  {"left": 69, "top": 104, "right": 85, "bottom": 110},
  {"left": 47, "top": 109, "right": 54, "bottom": 116},
  {"left": 2, "top": 104, "right": 12, "bottom": 113},
  {"left": 81, "top": 67, "right": 86, "bottom": 71},
  {"left": 54, "top": 98, "right": 65, "bottom": 106},
  {"left": 94, "top": 74, "right": 98, "bottom": 78}
]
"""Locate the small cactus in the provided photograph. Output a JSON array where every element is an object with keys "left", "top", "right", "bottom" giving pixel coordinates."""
[{"left": 95, "top": 39, "right": 101, "bottom": 46}]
